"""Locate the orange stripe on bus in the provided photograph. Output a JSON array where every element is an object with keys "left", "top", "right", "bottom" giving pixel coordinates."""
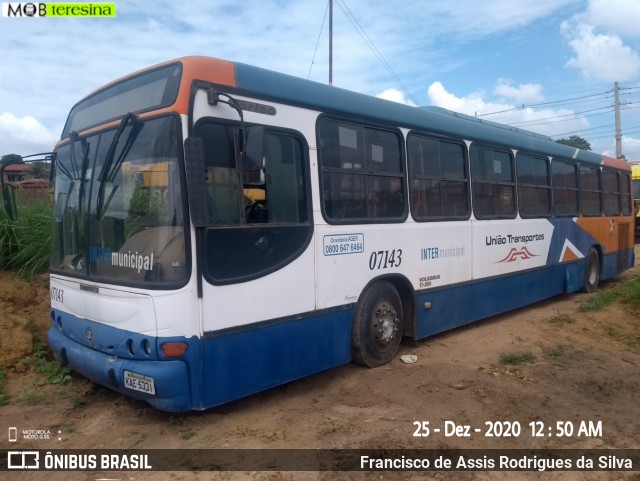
[
  {"left": 602, "top": 155, "right": 631, "bottom": 171},
  {"left": 173, "top": 56, "right": 237, "bottom": 114},
  {"left": 562, "top": 247, "right": 579, "bottom": 262},
  {"left": 575, "top": 216, "right": 633, "bottom": 252}
]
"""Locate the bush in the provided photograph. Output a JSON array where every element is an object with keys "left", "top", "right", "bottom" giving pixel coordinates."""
[{"left": 0, "top": 195, "right": 52, "bottom": 278}]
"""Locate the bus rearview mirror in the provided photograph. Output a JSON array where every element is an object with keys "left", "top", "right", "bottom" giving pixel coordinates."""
[{"left": 244, "top": 126, "right": 264, "bottom": 171}]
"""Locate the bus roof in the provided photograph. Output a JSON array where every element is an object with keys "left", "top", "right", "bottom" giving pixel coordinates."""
[
  {"left": 230, "top": 58, "right": 624, "bottom": 169},
  {"left": 65, "top": 56, "right": 629, "bottom": 171}
]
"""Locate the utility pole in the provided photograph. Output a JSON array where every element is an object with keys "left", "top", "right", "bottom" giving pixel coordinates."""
[
  {"left": 614, "top": 81, "right": 623, "bottom": 159},
  {"left": 329, "top": 0, "right": 333, "bottom": 86}
]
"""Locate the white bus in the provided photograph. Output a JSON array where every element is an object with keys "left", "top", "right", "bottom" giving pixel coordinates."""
[{"left": 5, "top": 57, "right": 633, "bottom": 411}]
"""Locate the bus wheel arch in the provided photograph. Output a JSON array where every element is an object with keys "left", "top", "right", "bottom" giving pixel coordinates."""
[
  {"left": 582, "top": 246, "right": 601, "bottom": 293},
  {"left": 352, "top": 279, "right": 405, "bottom": 368}
]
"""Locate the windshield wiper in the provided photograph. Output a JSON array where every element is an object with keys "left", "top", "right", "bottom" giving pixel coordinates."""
[
  {"left": 68, "top": 132, "right": 89, "bottom": 181},
  {"left": 68, "top": 132, "right": 91, "bottom": 210},
  {"left": 96, "top": 112, "right": 143, "bottom": 218}
]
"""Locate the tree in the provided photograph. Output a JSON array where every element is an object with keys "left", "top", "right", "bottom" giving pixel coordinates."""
[
  {"left": 556, "top": 135, "right": 591, "bottom": 151},
  {"left": 1, "top": 153, "right": 23, "bottom": 164},
  {"left": 28, "top": 162, "right": 47, "bottom": 179}
]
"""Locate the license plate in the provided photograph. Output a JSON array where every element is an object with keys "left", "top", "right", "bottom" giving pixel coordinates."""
[{"left": 123, "top": 370, "right": 156, "bottom": 395}]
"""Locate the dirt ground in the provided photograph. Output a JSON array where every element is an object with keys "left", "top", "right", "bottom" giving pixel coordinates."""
[{"left": 1, "top": 247, "right": 639, "bottom": 481}]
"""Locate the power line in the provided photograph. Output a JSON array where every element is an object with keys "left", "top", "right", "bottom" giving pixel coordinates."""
[
  {"left": 483, "top": 83, "right": 640, "bottom": 149},
  {"left": 586, "top": 120, "right": 640, "bottom": 138},
  {"left": 550, "top": 124, "right": 614, "bottom": 138},
  {"left": 587, "top": 131, "right": 640, "bottom": 143},
  {"left": 477, "top": 89, "right": 614, "bottom": 118},
  {"left": 307, "top": 1, "right": 330, "bottom": 80},
  {"left": 335, "top": 0, "right": 418, "bottom": 105},
  {"left": 508, "top": 105, "right": 615, "bottom": 128},
  {"left": 482, "top": 84, "right": 640, "bottom": 143}
]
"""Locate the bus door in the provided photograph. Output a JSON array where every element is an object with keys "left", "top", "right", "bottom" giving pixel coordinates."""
[{"left": 187, "top": 92, "right": 317, "bottom": 336}]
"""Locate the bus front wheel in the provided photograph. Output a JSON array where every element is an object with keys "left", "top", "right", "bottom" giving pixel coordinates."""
[
  {"left": 582, "top": 247, "right": 600, "bottom": 293},
  {"left": 352, "top": 281, "right": 403, "bottom": 368}
]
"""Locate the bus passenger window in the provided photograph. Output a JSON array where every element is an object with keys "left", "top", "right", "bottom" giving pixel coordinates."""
[
  {"left": 470, "top": 145, "right": 515, "bottom": 219},
  {"left": 580, "top": 166, "right": 602, "bottom": 216},
  {"left": 552, "top": 160, "right": 579, "bottom": 216},
  {"left": 319, "top": 118, "right": 405, "bottom": 223},
  {"left": 407, "top": 134, "right": 469, "bottom": 221},
  {"left": 602, "top": 170, "right": 620, "bottom": 216},
  {"left": 517, "top": 153, "right": 551, "bottom": 218}
]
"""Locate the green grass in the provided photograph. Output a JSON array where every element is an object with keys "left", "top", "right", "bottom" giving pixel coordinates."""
[
  {"left": 548, "top": 346, "right": 565, "bottom": 358},
  {"left": 167, "top": 416, "right": 196, "bottom": 440},
  {"left": 15, "top": 386, "right": 46, "bottom": 405},
  {"left": 27, "top": 336, "right": 73, "bottom": 385},
  {"left": 623, "top": 334, "right": 640, "bottom": 347},
  {"left": 4, "top": 336, "right": 73, "bottom": 406},
  {"left": 578, "top": 286, "right": 621, "bottom": 312},
  {"left": 578, "top": 275, "right": 640, "bottom": 313},
  {"left": 72, "top": 395, "right": 89, "bottom": 407},
  {"left": 619, "top": 276, "right": 640, "bottom": 310},
  {"left": 59, "top": 422, "right": 76, "bottom": 433},
  {"left": 168, "top": 416, "right": 185, "bottom": 426},
  {"left": 500, "top": 351, "right": 536, "bottom": 365},
  {"left": 575, "top": 275, "right": 640, "bottom": 347},
  {"left": 0, "top": 195, "right": 52, "bottom": 278},
  {"left": 180, "top": 429, "right": 197, "bottom": 440},
  {"left": 0, "top": 369, "right": 10, "bottom": 406},
  {"left": 549, "top": 312, "right": 576, "bottom": 324}
]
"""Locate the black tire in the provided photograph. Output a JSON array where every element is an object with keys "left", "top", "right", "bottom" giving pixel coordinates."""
[
  {"left": 352, "top": 281, "right": 403, "bottom": 367},
  {"left": 582, "top": 247, "right": 600, "bottom": 293}
]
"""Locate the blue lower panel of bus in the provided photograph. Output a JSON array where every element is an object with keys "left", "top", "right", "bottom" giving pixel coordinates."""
[
  {"left": 47, "top": 307, "right": 353, "bottom": 412},
  {"left": 413, "top": 249, "right": 633, "bottom": 340},
  {"left": 415, "top": 263, "right": 576, "bottom": 339},
  {"left": 200, "top": 308, "right": 353, "bottom": 409},
  {"left": 602, "top": 249, "right": 633, "bottom": 280}
]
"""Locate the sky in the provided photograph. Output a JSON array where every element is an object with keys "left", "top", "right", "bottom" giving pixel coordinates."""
[{"left": 2, "top": 0, "right": 640, "bottom": 161}]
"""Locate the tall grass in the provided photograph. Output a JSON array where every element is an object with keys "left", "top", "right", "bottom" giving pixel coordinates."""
[{"left": 0, "top": 193, "right": 52, "bottom": 278}]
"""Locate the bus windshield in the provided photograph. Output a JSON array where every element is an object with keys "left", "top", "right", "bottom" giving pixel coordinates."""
[{"left": 50, "top": 115, "right": 188, "bottom": 287}]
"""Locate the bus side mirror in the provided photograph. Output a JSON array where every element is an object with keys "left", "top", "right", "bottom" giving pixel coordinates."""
[
  {"left": 184, "top": 136, "right": 209, "bottom": 228},
  {"left": 244, "top": 126, "right": 264, "bottom": 170},
  {"left": 2, "top": 183, "right": 17, "bottom": 221},
  {"left": 0, "top": 156, "right": 20, "bottom": 220}
]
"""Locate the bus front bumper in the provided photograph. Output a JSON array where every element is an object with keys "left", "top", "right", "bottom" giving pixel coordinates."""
[{"left": 47, "top": 327, "right": 193, "bottom": 412}]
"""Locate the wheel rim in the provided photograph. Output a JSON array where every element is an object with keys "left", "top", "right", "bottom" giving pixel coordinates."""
[{"left": 372, "top": 300, "right": 399, "bottom": 351}]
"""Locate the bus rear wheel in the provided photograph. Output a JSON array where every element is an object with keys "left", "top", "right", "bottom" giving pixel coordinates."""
[
  {"left": 352, "top": 281, "right": 403, "bottom": 368},
  {"left": 582, "top": 247, "right": 600, "bottom": 293}
]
